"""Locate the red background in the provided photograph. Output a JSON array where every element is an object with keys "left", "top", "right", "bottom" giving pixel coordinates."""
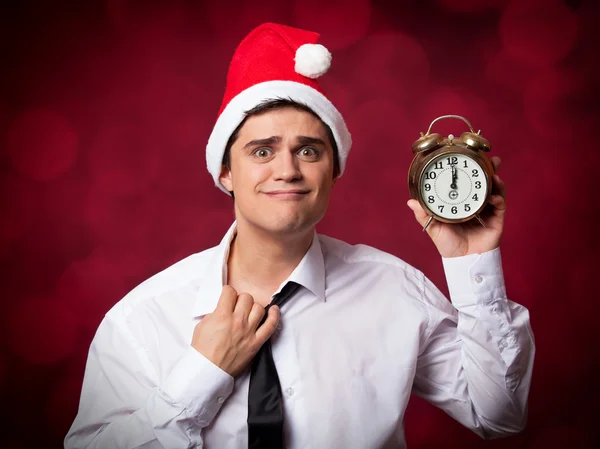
[{"left": 1, "top": 0, "right": 599, "bottom": 448}]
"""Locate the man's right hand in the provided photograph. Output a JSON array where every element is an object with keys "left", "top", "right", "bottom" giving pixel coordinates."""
[{"left": 191, "top": 285, "right": 280, "bottom": 377}]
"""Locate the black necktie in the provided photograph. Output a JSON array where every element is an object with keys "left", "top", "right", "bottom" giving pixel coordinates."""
[{"left": 248, "top": 281, "right": 301, "bottom": 449}]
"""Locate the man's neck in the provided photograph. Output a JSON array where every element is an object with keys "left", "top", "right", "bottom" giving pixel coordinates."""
[{"left": 227, "top": 221, "right": 314, "bottom": 296}]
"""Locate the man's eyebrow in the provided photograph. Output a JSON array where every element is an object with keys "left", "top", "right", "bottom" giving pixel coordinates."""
[
  {"left": 297, "top": 136, "right": 326, "bottom": 146},
  {"left": 242, "top": 136, "right": 281, "bottom": 150}
]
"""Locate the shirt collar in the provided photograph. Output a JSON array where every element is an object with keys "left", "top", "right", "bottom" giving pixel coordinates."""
[{"left": 190, "top": 221, "right": 326, "bottom": 318}]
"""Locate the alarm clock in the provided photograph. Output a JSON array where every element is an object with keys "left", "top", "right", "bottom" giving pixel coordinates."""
[{"left": 408, "top": 115, "right": 495, "bottom": 231}]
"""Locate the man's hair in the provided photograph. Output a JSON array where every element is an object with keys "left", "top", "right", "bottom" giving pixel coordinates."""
[{"left": 221, "top": 98, "right": 341, "bottom": 182}]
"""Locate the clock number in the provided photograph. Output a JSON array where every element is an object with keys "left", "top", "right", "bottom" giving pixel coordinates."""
[
  {"left": 463, "top": 160, "right": 468, "bottom": 168},
  {"left": 434, "top": 161, "right": 443, "bottom": 170},
  {"left": 437, "top": 205, "right": 444, "bottom": 213},
  {"left": 451, "top": 206, "right": 457, "bottom": 215},
  {"left": 425, "top": 171, "right": 436, "bottom": 180},
  {"left": 475, "top": 181, "right": 481, "bottom": 189},
  {"left": 472, "top": 169, "right": 479, "bottom": 177},
  {"left": 446, "top": 156, "right": 458, "bottom": 166},
  {"left": 472, "top": 193, "right": 479, "bottom": 201},
  {"left": 424, "top": 183, "right": 431, "bottom": 191},
  {"left": 465, "top": 204, "right": 471, "bottom": 212},
  {"left": 428, "top": 195, "right": 435, "bottom": 204}
]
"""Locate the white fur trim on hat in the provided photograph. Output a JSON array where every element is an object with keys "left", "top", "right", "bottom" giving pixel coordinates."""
[
  {"left": 206, "top": 80, "right": 352, "bottom": 195},
  {"left": 294, "top": 44, "right": 331, "bottom": 79}
]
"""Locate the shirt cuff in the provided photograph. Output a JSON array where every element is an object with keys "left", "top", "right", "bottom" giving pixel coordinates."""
[
  {"left": 161, "top": 346, "right": 234, "bottom": 427},
  {"left": 442, "top": 247, "right": 507, "bottom": 308}
]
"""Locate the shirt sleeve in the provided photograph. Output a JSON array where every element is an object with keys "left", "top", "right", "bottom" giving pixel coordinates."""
[
  {"left": 411, "top": 247, "right": 535, "bottom": 439},
  {"left": 64, "top": 314, "right": 234, "bottom": 449}
]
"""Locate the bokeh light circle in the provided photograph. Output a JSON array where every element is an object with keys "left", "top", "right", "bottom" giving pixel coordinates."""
[
  {"left": 87, "top": 124, "right": 161, "bottom": 196},
  {"left": 0, "top": 174, "right": 37, "bottom": 255},
  {"left": 293, "top": 0, "right": 371, "bottom": 50},
  {"left": 435, "top": 0, "right": 508, "bottom": 12},
  {"left": 347, "top": 31, "right": 430, "bottom": 105},
  {"left": 207, "top": 0, "right": 286, "bottom": 43},
  {"left": 5, "top": 108, "right": 79, "bottom": 181},
  {"left": 56, "top": 249, "right": 139, "bottom": 330},
  {"left": 524, "top": 68, "right": 590, "bottom": 139},
  {"left": 484, "top": 50, "right": 535, "bottom": 92},
  {"left": 6, "top": 297, "right": 79, "bottom": 365},
  {"left": 499, "top": 0, "right": 578, "bottom": 68}
]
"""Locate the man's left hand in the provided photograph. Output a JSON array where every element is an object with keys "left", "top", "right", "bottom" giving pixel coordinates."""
[{"left": 407, "top": 156, "right": 506, "bottom": 258}]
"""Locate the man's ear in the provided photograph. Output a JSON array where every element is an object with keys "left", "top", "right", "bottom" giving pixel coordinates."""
[{"left": 219, "top": 165, "right": 233, "bottom": 193}]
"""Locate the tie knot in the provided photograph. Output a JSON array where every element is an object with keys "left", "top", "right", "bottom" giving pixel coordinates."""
[{"left": 270, "top": 281, "right": 301, "bottom": 309}]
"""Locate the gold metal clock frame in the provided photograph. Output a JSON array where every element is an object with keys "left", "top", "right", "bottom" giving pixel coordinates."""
[{"left": 407, "top": 115, "right": 495, "bottom": 232}]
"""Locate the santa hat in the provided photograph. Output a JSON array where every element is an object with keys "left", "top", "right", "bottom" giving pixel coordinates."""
[{"left": 206, "top": 22, "right": 352, "bottom": 195}]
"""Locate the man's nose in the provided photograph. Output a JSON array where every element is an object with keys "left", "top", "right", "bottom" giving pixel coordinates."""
[{"left": 273, "top": 150, "right": 302, "bottom": 182}]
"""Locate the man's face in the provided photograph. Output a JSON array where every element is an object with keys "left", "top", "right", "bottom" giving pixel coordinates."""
[{"left": 219, "top": 107, "right": 337, "bottom": 237}]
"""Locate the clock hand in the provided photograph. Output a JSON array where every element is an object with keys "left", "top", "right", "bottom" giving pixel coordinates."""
[{"left": 450, "top": 164, "right": 457, "bottom": 190}]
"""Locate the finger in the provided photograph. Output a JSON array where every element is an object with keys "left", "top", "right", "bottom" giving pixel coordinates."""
[
  {"left": 492, "top": 173, "right": 506, "bottom": 200},
  {"left": 215, "top": 285, "right": 238, "bottom": 314},
  {"left": 488, "top": 194, "right": 506, "bottom": 212},
  {"left": 255, "top": 305, "right": 279, "bottom": 343},
  {"left": 490, "top": 156, "right": 501, "bottom": 173},
  {"left": 233, "top": 292, "right": 254, "bottom": 319},
  {"left": 407, "top": 199, "right": 431, "bottom": 228},
  {"left": 247, "top": 302, "right": 266, "bottom": 330}
]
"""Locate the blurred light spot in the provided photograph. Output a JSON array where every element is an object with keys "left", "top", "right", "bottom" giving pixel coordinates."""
[
  {"left": 293, "top": 0, "right": 372, "bottom": 50},
  {"left": 7, "top": 297, "right": 78, "bottom": 365},
  {"left": 347, "top": 99, "right": 414, "bottom": 162},
  {"left": 500, "top": 0, "right": 578, "bottom": 68},
  {"left": 207, "top": 0, "right": 286, "bottom": 43},
  {"left": 5, "top": 109, "right": 78, "bottom": 181},
  {"left": 435, "top": 0, "right": 508, "bottom": 12},
  {"left": 484, "top": 50, "right": 536, "bottom": 91},
  {"left": 56, "top": 250, "right": 133, "bottom": 330},
  {"left": 316, "top": 77, "right": 352, "bottom": 118},
  {"left": 84, "top": 182, "right": 156, "bottom": 251},
  {"left": 524, "top": 68, "right": 592, "bottom": 139},
  {"left": 87, "top": 125, "right": 161, "bottom": 196},
  {"left": 415, "top": 87, "right": 488, "bottom": 137},
  {"left": 347, "top": 32, "right": 430, "bottom": 105},
  {"left": 344, "top": 99, "right": 414, "bottom": 203},
  {"left": 0, "top": 174, "right": 37, "bottom": 256}
]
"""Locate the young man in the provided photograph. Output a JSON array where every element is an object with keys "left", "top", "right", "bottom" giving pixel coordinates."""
[{"left": 65, "top": 23, "right": 534, "bottom": 449}]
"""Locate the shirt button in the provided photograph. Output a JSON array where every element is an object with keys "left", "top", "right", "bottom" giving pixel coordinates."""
[
  {"left": 285, "top": 387, "right": 294, "bottom": 397},
  {"left": 276, "top": 322, "right": 282, "bottom": 331},
  {"left": 499, "top": 339, "right": 507, "bottom": 349},
  {"left": 474, "top": 275, "right": 484, "bottom": 284},
  {"left": 217, "top": 396, "right": 225, "bottom": 404}
]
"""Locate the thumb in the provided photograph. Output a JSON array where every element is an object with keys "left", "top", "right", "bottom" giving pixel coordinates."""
[{"left": 407, "top": 199, "right": 431, "bottom": 228}]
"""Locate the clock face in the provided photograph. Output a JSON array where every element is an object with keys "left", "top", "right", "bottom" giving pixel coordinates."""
[{"left": 419, "top": 153, "right": 487, "bottom": 220}]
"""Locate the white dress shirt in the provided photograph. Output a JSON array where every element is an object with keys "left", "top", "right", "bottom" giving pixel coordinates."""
[{"left": 65, "top": 222, "right": 535, "bottom": 449}]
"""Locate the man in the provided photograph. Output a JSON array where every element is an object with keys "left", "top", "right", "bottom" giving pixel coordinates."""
[{"left": 65, "top": 23, "right": 534, "bottom": 449}]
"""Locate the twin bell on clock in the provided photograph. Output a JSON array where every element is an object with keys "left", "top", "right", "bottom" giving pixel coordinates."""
[{"left": 408, "top": 115, "right": 495, "bottom": 232}]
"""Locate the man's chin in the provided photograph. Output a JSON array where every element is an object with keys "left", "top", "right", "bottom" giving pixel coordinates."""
[{"left": 252, "top": 215, "right": 317, "bottom": 237}]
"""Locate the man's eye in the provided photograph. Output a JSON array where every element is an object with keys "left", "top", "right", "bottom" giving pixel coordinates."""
[
  {"left": 254, "top": 148, "right": 271, "bottom": 158},
  {"left": 299, "top": 147, "right": 318, "bottom": 157}
]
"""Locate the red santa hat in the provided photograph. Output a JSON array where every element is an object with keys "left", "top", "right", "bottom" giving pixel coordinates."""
[{"left": 206, "top": 22, "right": 352, "bottom": 195}]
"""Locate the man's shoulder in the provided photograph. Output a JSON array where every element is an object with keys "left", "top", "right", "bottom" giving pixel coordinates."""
[
  {"left": 318, "top": 234, "right": 421, "bottom": 276},
  {"left": 106, "top": 244, "right": 219, "bottom": 318}
]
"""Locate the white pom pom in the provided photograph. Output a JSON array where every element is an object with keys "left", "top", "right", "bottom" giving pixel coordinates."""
[{"left": 294, "top": 44, "right": 332, "bottom": 79}]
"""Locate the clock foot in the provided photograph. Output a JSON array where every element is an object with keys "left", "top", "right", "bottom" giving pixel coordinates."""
[
  {"left": 422, "top": 216, "right": 434, "bottom": 232},
  {"left": 475, "top": 214, "right": 486, "bottom": 228}
]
